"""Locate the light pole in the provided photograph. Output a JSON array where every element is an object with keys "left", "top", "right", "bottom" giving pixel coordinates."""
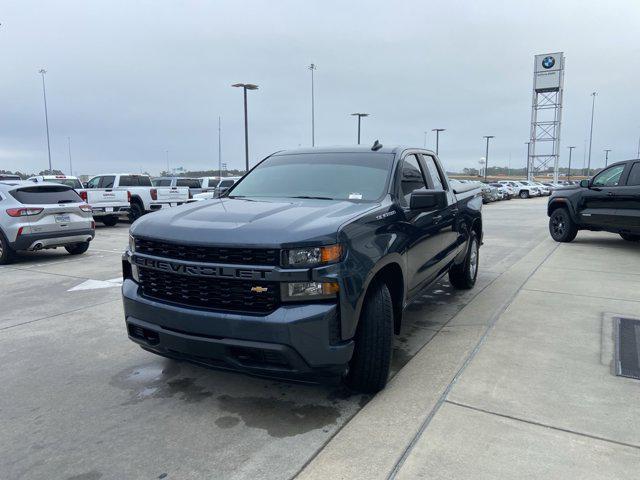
[
  {"left": 432, "top": 128, "right": 445, "bottom": 155},
  {"left": 351, "top": 113, "right": 369, "bottom": 145},
  {"left": 232, "top": 83, "right": 259, "bottom": 171},
  {"left": 587, "top": 92, "right": 597, "bottom": 177},
  {"left": 165, "top": 150, "right": 169, "bottom": 174},
  {"left": 483, "top": 136, "right": 494, "bottom": 182},
  {"left": 67, "top": 137, "right": 72, "bottom": 175},
  {"left": 38, "top": 69, "right": 52, "bottom": 173},
  {"left": 567, "top": 146, "right": 575, "bottom": 181},
  {"left": 308, "top": 64, "right": 317, "bottom": 146},
  {"left": 423, "top": 131, "right": 428, "bottom": 148},
  {"left": 604, "top": 149, "right": 611, "bottom": 167},
  {"left": 218, "top": 116, "right": 222, "bottom": 176},
  {"left": 525, "top": 141, "right": 531, "bottom": 179}
]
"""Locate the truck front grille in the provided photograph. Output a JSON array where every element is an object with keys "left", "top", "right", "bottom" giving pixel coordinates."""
[
  {"left": 135, "top": 238, "right": 279, "bottom": 266},
  {"left": 138, "top": 267, "right": 279, "bottom": 314}
]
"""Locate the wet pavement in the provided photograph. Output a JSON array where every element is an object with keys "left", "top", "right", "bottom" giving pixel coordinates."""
[{"left": 0, "top": 197, "right": 549, "bottom": 480}]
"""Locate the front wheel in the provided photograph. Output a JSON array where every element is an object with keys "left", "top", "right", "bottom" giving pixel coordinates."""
[
  {"left": 449, "top": 231, "right": 479, "bottom": 290},
  {"left": 519, "top": 190, "right": 530, "bottom": 199},
  {"left": 620, "top": 233, "right": 640, "bottom": 242},
  {"left": 549, "top": 208, "right": 578, "bottom": 242},
  {"left": 345, "top": 281, "right": 394, "bottom": 393},
  {"left": 65, "top": 242, "right": 90, "bottom": 255}
]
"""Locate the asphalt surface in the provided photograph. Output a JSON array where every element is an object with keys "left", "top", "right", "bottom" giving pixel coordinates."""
[{"left": 0, "top": 197, "right": 550, "bottom": 480}]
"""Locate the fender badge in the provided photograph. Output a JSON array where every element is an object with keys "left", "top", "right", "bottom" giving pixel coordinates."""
[{"left": 251, "top": 286, "right": 268, "bottom": 293}]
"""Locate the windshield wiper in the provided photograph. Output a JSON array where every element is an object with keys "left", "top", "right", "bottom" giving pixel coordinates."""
[{"left": 290, "top": 195, "right": 334, "bottom": 200}]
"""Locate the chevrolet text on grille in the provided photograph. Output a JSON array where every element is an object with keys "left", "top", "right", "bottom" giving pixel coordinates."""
[{"left": 133, "top": 255, "right": 269, "bottom": 280}]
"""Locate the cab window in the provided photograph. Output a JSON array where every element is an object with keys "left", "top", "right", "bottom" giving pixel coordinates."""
[
  {"left": 592, "top": 165, "right": 625, "bottom": 187},
  {"left": 399, "top": 154, "right": 428, "bottom": 206},
  {"left": 99, "top": 176, "right": 116, "bottom": 188},
  {"left": 626, "top": 163, "right": 640, "bottom": 186},
  {"left": 86, "top": 177, "right": 101, "bottom": 189},
  {"left": 422, "top": 155, "right": 445, "bottom": 190}
]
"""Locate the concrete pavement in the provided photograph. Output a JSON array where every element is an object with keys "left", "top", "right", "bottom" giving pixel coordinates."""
[{"left": 298, "top": 230, "right": 640, "bottom": 479}]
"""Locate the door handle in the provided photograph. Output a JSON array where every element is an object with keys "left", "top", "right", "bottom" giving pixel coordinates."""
[
  {"left": 607, "top": 192, "right": 615, "bottom": 197},
  {"left": 433, "top": 215, "right": 443, "bottom": 222}
]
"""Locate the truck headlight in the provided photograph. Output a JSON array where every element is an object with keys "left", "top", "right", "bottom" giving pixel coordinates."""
[
  {"left": 128, "top": 234, "right": 136, "bottom": 253},
  {"left": 282, "top": 281, "right": 340, "bottom": 301},
  {"left": 284, "top": 244, "right": 343, "bottom": 267}
]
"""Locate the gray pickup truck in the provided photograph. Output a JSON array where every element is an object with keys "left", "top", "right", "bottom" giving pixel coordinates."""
[{"left": 122, "top": 144, "right": 483, "bottom": 392}]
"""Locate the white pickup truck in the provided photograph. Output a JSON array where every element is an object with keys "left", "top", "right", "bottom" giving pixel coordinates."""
[
  {"left": 84, "top": 174, "right": 190, "bottom": 221},
  {"left": 28, "top": 175, "right": 130, "bottom": 227}
]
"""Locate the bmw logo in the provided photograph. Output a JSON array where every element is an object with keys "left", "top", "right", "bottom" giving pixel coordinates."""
[{"left": 542, "top": 56, "right": 555, "bottom": 69}]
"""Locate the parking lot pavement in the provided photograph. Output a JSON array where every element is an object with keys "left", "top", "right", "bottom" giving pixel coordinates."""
[
  {"left": 1, "top": 199, "right": 552, "bottom": 480},
  {"left": 306, "top": 228, "right": 640, "bottom": 480}
]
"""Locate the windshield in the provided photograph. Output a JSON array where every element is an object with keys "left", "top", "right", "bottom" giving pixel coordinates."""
[
  {"left": 42, "top": 178, "right": 83, "bottom": 189},
  {"left": 229, "top": 153, "right": 394, "bottom": 201}
]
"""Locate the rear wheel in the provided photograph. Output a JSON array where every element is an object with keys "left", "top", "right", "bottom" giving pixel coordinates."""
[
  {"left": 620, "top": 233, "right": 640, "bottom": 242},
  {"left": 449, "top": 231, "right": 479, "bottom": 289},
  {"left": 519, "top": 190, "right": 530, "bottom": 199},
  {"left": 65, "top": 242, "right": 90, "bottom": 255},
  {"left": 345, "top": 281, "right": 394, "bottom": 393},
  {"left": 549, "top": 208, "right": 578, "bottom": 242},
  {"left": 0, "top": 232, "right": 15, "bottom": 265},
  {"left": 129, "top": 202, "right": 144, "bottom": 222},
  {"left": 101, "top": 215, "right": 119, "bottom": 227}
]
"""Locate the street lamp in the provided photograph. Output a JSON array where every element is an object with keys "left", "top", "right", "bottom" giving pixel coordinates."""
[
  {"left": 351, "top": 113, "right": 369, "bottom": 145},
  {"left": 567, "top": 146, "right": 576, "bottom": 181},
  {"left": 232, "top": 83, "right": 259, "bottom": 171},
  {"left": 483, "top": 136, "right": 494, "bottom": 182},
  {"left": 308, "top": 64, "right": 317, "bottom": 146},
  {"left": 67, "top": 137, "right": 72, "bottom": 175},
  {"left": 587, "top": 91, "right": 597, "bottom": 177},
  {"left": 38, "top": 69, "right": 52, "bottom": 173},
  {"left": 432, "top": 128, "right": 445, "bottom": 155},
  {"left": 604, "top": 148, "right": 611, "bottom": 167}
]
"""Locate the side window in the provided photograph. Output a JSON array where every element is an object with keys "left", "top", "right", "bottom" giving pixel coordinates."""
[
  {"left": 422, "top": 155, "right": 445, "bottom": 190},
  {"left": 592, "top": 165, "right": 625, "bottom": 187},
  {"left": 118, "top": 176, "right": 134, "bottom": 187},
  {"left": 220, "top": 180, "right": 234, "bottom": 188},
  {"left": 137, "top": 176, "right": 152, "bottom": 187},
  {"left": 626, "top": 163, "right": 640, "bottom": 186},
  {"left": 99, "top": 176, "right": 115, "bottom": 188},
  {"left": 86, "top": 177, "right": 101, "bottom": 189},
  {"left": 154, "top": 179, "right": 172, "bottom": 187},
  {"left": 399, "top": 154, "right": 428, "bottom": 206}
]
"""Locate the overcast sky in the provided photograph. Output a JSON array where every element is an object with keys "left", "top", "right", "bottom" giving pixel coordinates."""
[{"left": 1, "top": 0, "right": 639, "bottom": 176}]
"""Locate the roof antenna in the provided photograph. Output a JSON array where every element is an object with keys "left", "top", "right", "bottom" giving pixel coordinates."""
[{"left": 371, "top": 140, "right": 383, "bottom": 151}]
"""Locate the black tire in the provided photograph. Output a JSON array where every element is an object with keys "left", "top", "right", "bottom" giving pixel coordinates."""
[
  {"left": 65, "top": 242, "right": 90, "bottom": 255},
  {"left": 345, "top": 281, "right": 394, "bottom": 393},
  {"left": 0, "top": 232, "right": 15, "bottom": 265},
  {"left": 101, "top": 215, "right": 119, "bottom": 227},
  {"left": 549, "top": 208, "right": 578, "bottom": 242},
  {"left": 449, "top": 231, "right": 479, "bottom": 290},
  {"left": 620, "top": 233, "right": 640, "bottom": 242},
  {"left": 129, "top": 201, "right": 144, "bottom": 222},
  {"left": 519, "top": 190, "right": 530, "bottom": 199}
]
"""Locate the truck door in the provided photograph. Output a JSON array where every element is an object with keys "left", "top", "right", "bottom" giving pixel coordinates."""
[
  {"left": 398, "top": 153, "right": 446, "bottom": 295},
  {"left": 579, "top": 164, "right": 626, "bottom": 228},
  {"left": 420, "top": 154, "right": 462, "bottom": 272},
  {"left": 615, "top": 162, "right": 640, "bottom": 232}
]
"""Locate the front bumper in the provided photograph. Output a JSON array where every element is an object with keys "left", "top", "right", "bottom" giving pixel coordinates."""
[
  {"left": 11, "top": 228, "right": 95, "bottom": 251},
  {"left": 122, "top": 278, "right": 354, "bottom": 381}
]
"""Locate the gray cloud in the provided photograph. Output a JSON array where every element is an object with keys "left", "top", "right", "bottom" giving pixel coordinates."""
[{"left": 1, "top": 0, "right": 639, "bottom": 176}]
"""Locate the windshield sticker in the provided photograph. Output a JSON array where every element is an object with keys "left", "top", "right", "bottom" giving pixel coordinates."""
[{"left": 348, "top": 193, "right": 363, "bottom": 200}]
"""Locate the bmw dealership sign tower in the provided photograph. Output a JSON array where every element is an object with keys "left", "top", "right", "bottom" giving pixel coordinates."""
[{"left": 528, "top": 52, "right": 565, "bottom": 182}]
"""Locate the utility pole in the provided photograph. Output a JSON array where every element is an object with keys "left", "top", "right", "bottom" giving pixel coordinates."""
[
  {"left": 567, "top": 146, "right": 575, "bottom": 181},
  {"left": 308, "top": 64, "right": 317, "bottom": 146},
  {"left": 432, "top": 128, "right": 445, "bottom": 155},
  {"left": 67, "top": 136, "right": 72, "bottom": 175},
  {"left": 232, "top": 83, "right": 259, "bottom": 172},
  {"left": 483, "top": 136, "right": 495, "bottom": 182},
  {"left": 351, "top": 113, "right": 369, "bottom": 145},
  {"left": 525, "top": 141, "right": 531, "bottom": 179},
  {"left": 587, "top": 92, "right": 597, "bottom": 177},
  {"left": 218, "top": 116, "right": 222, "bottom": 176},
  {"left": 604, "top": 149, "right": 611, "bottom": 167},
  {"left": 38, "top": 69, "right": 52, "bottom": 173}
]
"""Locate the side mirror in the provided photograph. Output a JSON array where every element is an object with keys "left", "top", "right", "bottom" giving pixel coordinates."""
[
  {"left": 579, "top": 179, "right": 590, "bottom": 188},
  {"left": 409, "top": 190, "right": 447, "bottom": 210}
]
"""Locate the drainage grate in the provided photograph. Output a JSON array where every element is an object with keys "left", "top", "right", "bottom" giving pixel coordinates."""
[{"left": 615, "top": 317, "right": 640, "bottom": 380}]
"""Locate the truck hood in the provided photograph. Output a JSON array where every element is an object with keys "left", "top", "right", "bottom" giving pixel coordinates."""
[{"left": 130, "top": 197, "right": 378, "bottom": 247}]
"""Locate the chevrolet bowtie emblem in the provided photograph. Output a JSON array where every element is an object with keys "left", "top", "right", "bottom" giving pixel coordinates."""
[{"left": 250, "top": 286, "right": 268, "bottom": 293}]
